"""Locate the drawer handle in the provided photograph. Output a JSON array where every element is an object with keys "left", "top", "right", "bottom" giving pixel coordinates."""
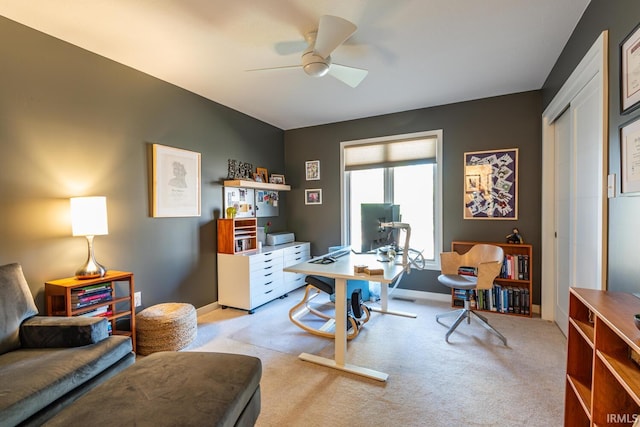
[
  {"left": 264, "top": 266, "right": 272, "bottom": 270},
  {"left": 295, "top": 257, "right": 301, "bottom": 261},
  {"left": 264, "top": 259, "right": 272, "bottom": 263},
  {"left": 264, "top": 281, "right": 273, "bottom": 286},
  {"left": 264, "top": 272, "right": 273, "bottom": 277},
  {"left": 264, "top": 252, "right": 273, "bottom": 255},
  {"left": 295, "top": 251, "right": 301, "bottom": 254},
  {"left": 265, "top": 289, "right": 273, "bottom": 294}
]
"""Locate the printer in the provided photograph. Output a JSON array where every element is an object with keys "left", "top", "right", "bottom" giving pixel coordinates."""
[{"left": 266, "top": 231, "right": 295, "bottom": 246}]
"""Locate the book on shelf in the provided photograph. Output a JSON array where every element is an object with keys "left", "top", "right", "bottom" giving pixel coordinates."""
[
  {"left": 453, "top": 283, "right": 529, "bottom": 315},
  {"left": 500, "top": 254, "right": 529, "bottom": 280}
]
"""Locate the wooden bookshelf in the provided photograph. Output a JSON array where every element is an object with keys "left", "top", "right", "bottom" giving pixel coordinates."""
[
  {"left": 217, "top": 217, "right": 257, "bottom": 254},
  {"left": 450, "top": 241, "right": 533, "bottom": 317},
  {"left": 45, "top": 271, "right": 136, "bottom": 351},
  {"left": 565, "top": 288, "right": 640, "bottom": 426}
]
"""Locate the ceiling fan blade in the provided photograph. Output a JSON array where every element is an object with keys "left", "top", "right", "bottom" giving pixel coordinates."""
[
  {"left": 314, "top": 15, "right": 357, "bottom": 58},
  {"left": 274, "top": 40, "right": 308, "bottom": 55},
  {"left": 246, "top": 65, "right": 301, "bottom": 72},
  {"left": 329, "top": 64, "right": 368, "bottom": 88}
]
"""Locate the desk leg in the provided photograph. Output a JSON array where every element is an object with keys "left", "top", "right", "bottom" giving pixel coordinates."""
[
  {"left": 369, "top": 281, "right": 418, "bottom": 318},
  {"left": 299, "top": 277, "right": 389, "bottom": 382}
]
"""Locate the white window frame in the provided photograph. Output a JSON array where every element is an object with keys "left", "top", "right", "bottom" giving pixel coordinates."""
[{"left": 340, "top": 130, "right": 443, "bottom": 270}]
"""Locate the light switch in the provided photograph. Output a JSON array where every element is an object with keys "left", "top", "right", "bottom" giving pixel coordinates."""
[{"left": 607, "top": 174, "right": 615, "bottom": 198}]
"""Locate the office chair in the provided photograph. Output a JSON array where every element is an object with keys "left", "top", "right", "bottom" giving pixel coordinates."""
[
  {"left": 289, "top": 275, "right": 370, "bottom": 340},
  {"left": 435, "top": 244, "right": 507, "bottom": 345}
]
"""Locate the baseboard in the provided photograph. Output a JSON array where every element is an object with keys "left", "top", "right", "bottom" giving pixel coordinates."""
[
  {"left": 196, "top": 302, "right": 219, "bottom": 316},
  {"left": 389, "top": 288, "right": 451, "bottom": 302}
]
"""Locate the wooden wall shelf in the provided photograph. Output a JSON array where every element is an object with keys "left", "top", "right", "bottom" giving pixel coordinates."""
[{"left": 223, "top": 179, "right": 290, "bottom": 191}]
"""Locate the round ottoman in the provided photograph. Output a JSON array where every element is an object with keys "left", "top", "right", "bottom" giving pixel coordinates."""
[{"left": 136, "top": 303, "right": 197, "bottom": 355}]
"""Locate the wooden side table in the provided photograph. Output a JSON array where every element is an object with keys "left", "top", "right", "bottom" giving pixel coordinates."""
[{"left": 45, "top": 271, "right": 136, "bottom": 351}]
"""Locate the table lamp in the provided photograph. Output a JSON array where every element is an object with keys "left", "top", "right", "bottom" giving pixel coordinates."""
[{"left": 70, "top": 196, "right": 108, "bottom": 279}]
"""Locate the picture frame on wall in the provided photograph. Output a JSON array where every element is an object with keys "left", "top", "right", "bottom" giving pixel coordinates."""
[
  {"left": 151, "top": 143, "right": 201, "bottom": 217},
  {"left": 305, "top": 160, "right": 320, "bottom": 180},
  {"left": 463, "top": 148, "right": 518, "bottom": 220},
  {"left": 621, "top": 22, "right": 640, "bottom": 114},
  {"left": 620, "top": 116, "right": 640, "bottom": 194},
  {"left": 305, "top": 188, "right": 322, "bottom": 205}
]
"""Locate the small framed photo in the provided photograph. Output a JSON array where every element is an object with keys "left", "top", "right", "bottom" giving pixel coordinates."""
[
  {"left": 269, "top": 174, "right": 285, "bottom": 184},
  {"left": 305, "top": 188, "right": 322, "bottom": 205},
  {"left": 255, "top": 167, "right": 268, "bottom": 183},
  {"left": 621, "top": 22, "right": 640, "bottom": 114},
  {"left": 305, "top": 160, "right": 320, "bottom": 180},
  {"left": 620, "top": 116, "right": 640, "bottom": 194}
]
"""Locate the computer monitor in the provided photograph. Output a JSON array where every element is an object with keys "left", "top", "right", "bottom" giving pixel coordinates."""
[{"left": 360, "top": 203, "right": 400, "bottom": 253}]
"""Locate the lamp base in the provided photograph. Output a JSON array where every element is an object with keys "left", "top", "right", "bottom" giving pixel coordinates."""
[{"left": 75, "top": 235, "right": 107, "bottom": 279}]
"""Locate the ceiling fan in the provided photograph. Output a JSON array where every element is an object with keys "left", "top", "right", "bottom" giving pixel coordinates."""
[{"left": 249, "top": 15, "right": 368, "bottom": 88}]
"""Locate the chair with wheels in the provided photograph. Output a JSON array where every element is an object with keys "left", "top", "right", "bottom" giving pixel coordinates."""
[
  {"left": 289, "top": 275, "right": 370, "bottom": 340},
  {"left": 435, "top": 244, "right": 507, "bottom": 345}
]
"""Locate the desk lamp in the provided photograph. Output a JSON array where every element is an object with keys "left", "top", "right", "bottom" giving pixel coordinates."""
[{"left": 70, "top": 196, "right": 108, "bottom": 279}]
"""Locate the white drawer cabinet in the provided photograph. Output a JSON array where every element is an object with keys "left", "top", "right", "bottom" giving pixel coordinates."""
[{"left": 218, "top": 242, "right": 309, "bottom": 313}]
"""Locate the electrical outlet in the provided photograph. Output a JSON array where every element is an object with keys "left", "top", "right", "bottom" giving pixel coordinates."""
[{"left": 134, "top": 292, "right": 142, "bottom": 307}]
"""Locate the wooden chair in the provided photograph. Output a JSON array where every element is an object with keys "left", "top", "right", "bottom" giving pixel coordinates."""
[
  {"left": 288, "top": 276, "right": 370, "bottom": 340},
  {"left": 435, "top": 244, "right": 507, "bottom": 345}
]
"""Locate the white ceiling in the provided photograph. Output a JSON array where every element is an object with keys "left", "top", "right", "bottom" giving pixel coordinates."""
[{"left": 0, "top": 0, "right": 590, "bottom": 130}]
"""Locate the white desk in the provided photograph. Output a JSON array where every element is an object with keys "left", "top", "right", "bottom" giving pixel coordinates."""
[{"left": 284, "top": 253, "right": 410, "bottom": 381}]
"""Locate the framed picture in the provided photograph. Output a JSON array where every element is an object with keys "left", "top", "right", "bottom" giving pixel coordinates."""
[
  {"left": 620, "top": 116, "right": 640, "bottom": 194},
  {"left": 269, "top": 174, "right": 285, "bottom": 184},
  {"left": 305, "top": 160, "right": 320, "bottom": 180},
  {"left": 305, "top": 188, "right": 322, "bottom": 205},
  {"left": 463, "top": 148, "right": 518, "bottom": 220},
  {"left": 151, "top": 144, "right": 201, "bottom": 217},
  {"left": 621, "top": 22, "right": 640, "bottom": 114},
  {"left": 255, "top": 167, "right": 268, "bottom": 183}
]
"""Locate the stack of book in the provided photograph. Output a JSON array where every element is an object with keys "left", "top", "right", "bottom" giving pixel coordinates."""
[
  {"left": 500, "top": 254, "right": 530, "bottom": 280},
  {"left": 71, "top": 284, "right": 113, "bottom": 309},
  {"left": 454, "top": 285, "right": 530, "bottom": 315}
]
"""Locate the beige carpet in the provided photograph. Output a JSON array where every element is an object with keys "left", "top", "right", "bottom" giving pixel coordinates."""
[{"left": 184, "top": 289, "right": 567, "bottom": 427}]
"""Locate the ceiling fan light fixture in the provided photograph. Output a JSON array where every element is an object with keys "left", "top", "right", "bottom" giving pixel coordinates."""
[{"left": 302, "top": 51, "right": 330, "bottom": 77}]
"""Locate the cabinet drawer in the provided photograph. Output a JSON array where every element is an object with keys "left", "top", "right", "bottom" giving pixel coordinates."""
[
  {"left": 284, "top": 244, "right": 310, "bottom": 267},
  {"left": 249, "top": 252, "right": 283, "bottom": 272},
  {"left": 250, "top": 269, "right": 283, "bottom": 287}
]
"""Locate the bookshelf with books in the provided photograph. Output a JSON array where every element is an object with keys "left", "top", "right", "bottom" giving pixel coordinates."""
[
  {"left": 45, "top": 271, "right": 136, "bottom": 351},
  {"left": 449, "top": 241, "right": 533, "bottom": 317}
]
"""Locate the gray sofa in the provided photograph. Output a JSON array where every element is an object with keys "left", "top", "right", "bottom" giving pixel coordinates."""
[{"left": 0, "top": 263, "right": 135, "bottom": 427}]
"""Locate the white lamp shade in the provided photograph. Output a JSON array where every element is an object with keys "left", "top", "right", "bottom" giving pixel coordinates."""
[{"left": 70, "top": 196, "right": 109, "bottom": 236}]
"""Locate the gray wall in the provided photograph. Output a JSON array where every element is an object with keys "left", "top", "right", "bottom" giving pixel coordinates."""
[
  {"left": 542, "top": 0, "right": 640, "bottom": 294},
  {"left": 284, "top": 92, "right": 543, "bottom": 303},
  {"left": 0, "top": 17, "right": 286, "bottom": 311}
]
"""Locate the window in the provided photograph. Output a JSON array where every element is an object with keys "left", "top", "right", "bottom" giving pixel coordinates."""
[{"left": 341, "top": 130, "right": 442, "bottom": 270}]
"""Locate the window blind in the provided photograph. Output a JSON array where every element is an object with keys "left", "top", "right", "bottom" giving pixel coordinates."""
[{"left": 344, "top": 136, "right": 437, "bottom": 171}]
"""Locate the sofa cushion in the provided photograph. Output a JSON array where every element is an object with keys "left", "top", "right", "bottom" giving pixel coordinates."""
[
  {"left": 20, "top": 316, "right": 109, "bottom": 348},
  {"left": 44, "top": 351, "right": 262, "bottom": 427},
  {"left": 0, "top": 335, "right": 133, "bottom": 427},
  {"left": 0, "top": 263, "right": 38, "bottom": 355}
]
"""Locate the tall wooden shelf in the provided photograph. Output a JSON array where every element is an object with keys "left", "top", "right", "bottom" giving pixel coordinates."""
[
  {"left": 450, "top": 241, "right": 533, "bottom": 317},
  {"left": 44, "top": 271, "right": 136, "bottom": 352},
  {"left": 565, "top": 288, "right": 640, "bottom": 426},
  {"left": 217, "top": 218, "right": 257, "bottom": 254}
]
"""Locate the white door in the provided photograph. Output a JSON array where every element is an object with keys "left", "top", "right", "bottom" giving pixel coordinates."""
[
  {"left": 541, "top": 32, "right": 607, "bottom": 329},
  {"left": 554, "top": 109, "right": 571, "bottom": 335},
  {"left": 554, "top": 75, "right": 603, "bottom": 336}
]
